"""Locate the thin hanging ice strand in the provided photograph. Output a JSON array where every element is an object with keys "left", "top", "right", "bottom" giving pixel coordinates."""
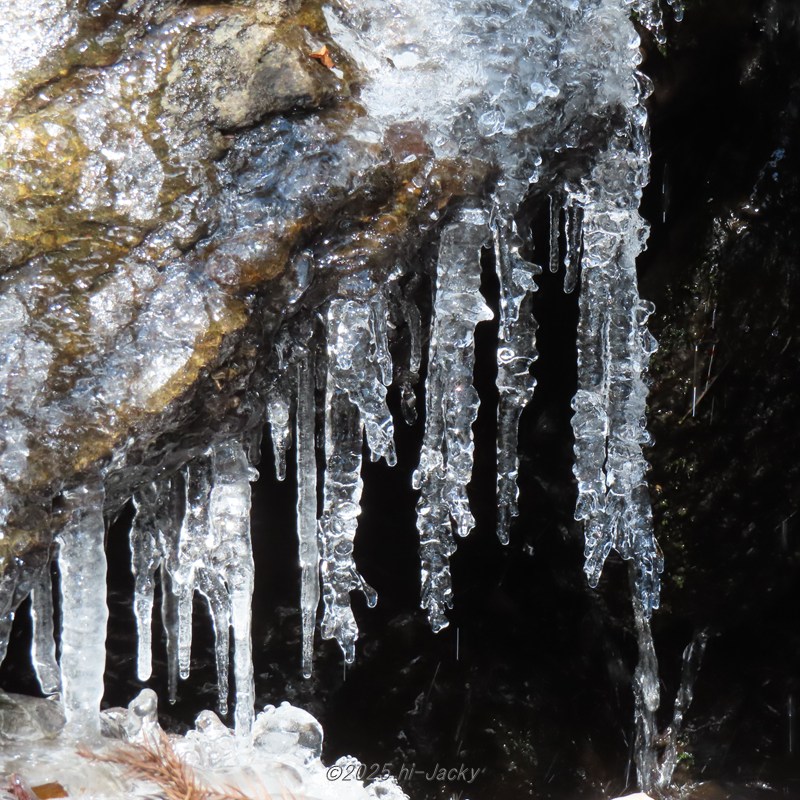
[
  {"left": 208, "top": 439, "right": 258, "bottom": 738},
  {"left": 174, "top": 459, "right": 213, "bottom": 682},
  {"left": 563, "top": 198, "right": 583, "bottom": 295},
  {"left": 266, "top": 330, "right": 295, "bottom": 481},
  {"left": 390, "top": 277, "right": 423, "bottom": 425},
  {"left": 570, "top": 31, "right": 662, "bottom": 616},
  {"left": 296, "top": 342, "right": 320, "bottom": 679},
  {"left": 157, "top": 477, "right": 184, "bottom": 704},
  {"left": 657, "top": 627, "right": 709, "bottom": 788},
  {"left": 29, "top": 553, "right": 60, "bottom": 695},
  {"left": 319, "top": 297, "right": 395, "bottom": 661},
  {"left": 631, "top": 585, "right": 661, "bottom": 793},
  {"left": 130, "top": 480, "right": 169, "bottom": 682},
  {"left": 414, "top": 209, "right": 492, "bottom": 631},
  {"left": 57, "top": 479, "right": 108, "bottom": 740},
  {"left": 549, "top": 194, "right": 561, "bottom": 274},
  {"left": 0, "top": 551, "right": 59, "bottom": 694},
  {"left": 492, "top": 212, "right": 539, "bottom": 545}
]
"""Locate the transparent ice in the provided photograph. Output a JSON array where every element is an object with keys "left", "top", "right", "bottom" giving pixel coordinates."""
[
  {"left": 127, "top": 441, "right": 257, "bottom": 736},
  {"left": 413, "top": 210, "right": 493, "bottom": 631},
  {"left": 319, "top": 296, "right": 395, "bottom": 661},
  {"left": 0, "top": 0, "right": 675, "bottom": 791}
]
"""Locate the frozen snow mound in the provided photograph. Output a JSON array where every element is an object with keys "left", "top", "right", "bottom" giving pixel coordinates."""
[{"left": 0, "top": 691, "right": 408, "bottom": 800}]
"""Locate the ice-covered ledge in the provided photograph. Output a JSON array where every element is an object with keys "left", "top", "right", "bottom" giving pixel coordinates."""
[
  {"left": 0, "top": 691, "right": 408, "bottom": 799},
  {"left": 1, "top": 689, "right": 663, "bottom": 799}
]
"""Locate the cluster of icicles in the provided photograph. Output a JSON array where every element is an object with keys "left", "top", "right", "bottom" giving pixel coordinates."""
[
  {"left": 0, "top": 0, "right": 677, "bottom": 746},
  {"left": 0, "top": 189, "right": 662, "bottom": 744}
]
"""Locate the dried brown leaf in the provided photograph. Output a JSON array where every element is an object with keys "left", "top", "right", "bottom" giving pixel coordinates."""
[
  {"left": 308, "top": 45, "right": 335, "bottom": 69},
  {"left": 78, "top": 734, "right": 292, "bottom": 800}
]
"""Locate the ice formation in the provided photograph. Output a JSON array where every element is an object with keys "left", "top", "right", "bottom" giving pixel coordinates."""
[
  {"left": 413, "top": 211, "right": 493, "bottom": 630},
  {"left": 0, "top": 691, "right": 408, "bottom": 800},
  {"left": 0, "top": 0, "right": 675, "bottom": 785},
  {"left": 127, "top": 442, "right": 258, "bottom": 737}
]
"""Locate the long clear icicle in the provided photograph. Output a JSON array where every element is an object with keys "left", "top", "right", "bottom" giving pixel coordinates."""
[
  {"left": 631, "top": 589, "right": 661, "bottom": 791},
  {"left": 175, "top": 460, "right": 213, "bottom": 681},
  {"left": 549, "top": 195, "right": 560, "bottom": 274},
  {"left": 319, "top": 297, "right": 395, "bottom": 661},
  {"left": 0, "top": 550, "right": 60, "bottom": 696},
  {"left": 414, "top": 209, "right": 492, "bottom": 631},
  {"left": 571, "top": 152, "right": 662, "bottom": 616},
  {"left": 145, "top": 475, "right": 186, "bottom": 705},
  {"left": 130, "top": 480, "right": 171, "bottom": 683},
  {"left": 208, "top": 440, "right": 258, "bottom": 737},
  {"left": 492, "top": 214, "right": 539, "bottom": 545},
  {"left": 296, "top": 344, "right": 320, "bottom": 679},
  {"left": 129, "top": 446, "right": 255, "bottom": 731},
  {"left": 57, "top": 480, "right": 108, "bottom": 740},
  {"left": 29, "top": 557, "right": 60, "bottom": 695}
]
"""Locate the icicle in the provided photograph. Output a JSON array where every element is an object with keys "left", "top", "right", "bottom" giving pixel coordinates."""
[
  {"left": 492, "top": 214, "right": 539, "bottom": 545},
  {"left": 570, "top": 50, "right": 662, "bottom": 617},
  {"left": 413, "top": 209, "right": 492, "bottom": 631},
  {"left": 29, "top": 557, "right": 59, "bottom": 695},
  {"left": 267, "top": 393, "right": 292, "bottom": 481},
  {"left": 0, "top": 549, "right": 59, "bottom": 695},
  {"left": 57, "top": 480, "right": 108, "bottom": 741},
  {"left": 160, "top": 564, "right": 180, "bottom": 704},
  {"left": 562, "top": 198, "right": 583, "bottom": 294},
  {"left": 197, "top": 569, "right": 231, "bottom": 717},
  {"left": 0, "top": 569, "right": 22, "bottom": 668},
  {"left": 632, "top": 0, "right": 667, "bottom": 47},
  {"left": 133, "top": 475, "right": 186, "bottom": 705},
  {"left": 320, "top": 389, "right": 374, "bottom": 662},
  {"left": 390, "top": 277, "right": 423, "bottom": 425},
  {"left": 151, "top": 443, "right": 256, "bottom": 730},
  {"left": 130, "top": 482, "right": 165, "bottom": 682},
  {"left": 208, "top": 440, "right": 258, "bottom": 738},
  {"left": 631, "top": 588, "right": 660, "bottom": 793},
  {"left": 175, "top": 458, "right": 213, "bottom": 681},
  {"left": 328, "top": 299, "right": 396, "bottom": 466},
  {"left": 370, "top": 293, "right": 393, "bottom": 389},
  {"left": 658, "top": 628, "right": 709, "bottom": 788},
  {"left": 296, "top": 345, "right": 320, "bottom": 679},
  {"left": 572, "top": 181, "right": 661, "bottom": 614},
  {"left": 548, "top": 194, "right": 560, "bottom": 273},
  {"left": 319, "top": 296, "right": 395, "bottom": 661}
]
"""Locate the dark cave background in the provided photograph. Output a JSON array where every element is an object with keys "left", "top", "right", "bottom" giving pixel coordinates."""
[{"left": 2, "top": 2, "right": 800, "bottom": 799}]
